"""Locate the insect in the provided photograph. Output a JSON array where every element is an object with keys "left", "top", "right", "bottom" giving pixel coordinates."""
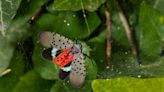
[{"left": 39, "top": 31, "right": 86, "bottom": 88}]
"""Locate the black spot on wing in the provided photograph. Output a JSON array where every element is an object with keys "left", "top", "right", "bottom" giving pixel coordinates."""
[
  {"left": 64, "top": 62, "right": 72, "bottom": 67},
  {"left": 69, "top": 58, "right": 86, "bottom": 88},
  {"left": 50, "top": 32, "right": 74, "bottom": 50},
  {"left": 70, "top": 53, "right": 86, "bottom": 77}
]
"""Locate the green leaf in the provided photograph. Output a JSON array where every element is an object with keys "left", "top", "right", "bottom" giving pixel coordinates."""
[
  {"left": 0, "top": 0, "right": 22, "bottom": 35},
  {"left": 50, "top": 80, "right": 92, "bottom": 92},
  {"left": 139, "top": 2, "right": 164, "bottom": 58},
  {"left": 12, "top": 70, "right": 54, "bottom": 92},
  {"left": 153, "top": 0, "right": 164, "bottom": 14},
  {"left": 98, "top": 51, "right": 141, "bottom": 78},
  {"left": 87, "top": 9, "right": 130, "bottom": 71},
  {"left": 50, "top": 81, "right": 67, "bottom": 92},
  {"left": 81, "top": 42, "right": 91, "bottom": 56},
  {"left": 0, "top": 36, "right": 14, "bottom": 74},
  {"left": 14, "top": 0, "right": 48, "bottom": 22},
  {"left": 6, "top": 0, "right": 49, "bottom": 42},
  {"left": 0, "top": 50, "right": 25, "bottom": 92},
  {"left": 35, "top": 11, "right": 100, "bottom": 39},
  {"left": 87, "top": 31, "right": 106, "bottom": 71},
  {"left": 85, "top": 56, "right": 97, "bottom": 80},
  {"left": 111, "top": 13, "right": 130, "bottom": 49},
  {"left": 48, "top": 0, "right": 105, "bottom": 12},
  {"left": 92, "top": 78, "right": 164, "bottom": 92},
  {"left": 0, "top": 0, "right": 49, "bottom": 73},
  {"left": 140, "top": 56, "right": 164, "bottom": 77}
]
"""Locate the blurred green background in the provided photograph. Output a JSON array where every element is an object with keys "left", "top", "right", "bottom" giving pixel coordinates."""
[{"left": 0, "top": 0, "right": 164, "bottom": 92}]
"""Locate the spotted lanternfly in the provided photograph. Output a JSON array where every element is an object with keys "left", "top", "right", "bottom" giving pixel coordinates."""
[{"left": 39, "top": 31, "right": 86, "bottom": 88}]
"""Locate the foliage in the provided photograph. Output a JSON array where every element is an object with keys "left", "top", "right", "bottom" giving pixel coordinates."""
[
  {"left": 0, "top": 0, "right": 164, "bottom": 92},
  {"left": 92, "top": 77, "right": 164, "bottom": 92}
]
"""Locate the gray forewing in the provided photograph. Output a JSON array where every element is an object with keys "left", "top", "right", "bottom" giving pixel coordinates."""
[
  {"left": 69, "top": 53, "right": 86, "bottom": 88},
  {"left": 39, "top": 32, "right": 74, "bottom": 50}
]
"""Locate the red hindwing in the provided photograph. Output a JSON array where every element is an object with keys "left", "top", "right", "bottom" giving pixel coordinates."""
[{"left": 52, "top": 50, "right": 74, "bottom": 68}]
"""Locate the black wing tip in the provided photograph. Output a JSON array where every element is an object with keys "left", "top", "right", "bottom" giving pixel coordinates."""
[
  {"left": 41, "top": 48, "right": 53, "bottom": 61},
  {"left": 58, "top": 70, "right": 70, "bottom": 80}
]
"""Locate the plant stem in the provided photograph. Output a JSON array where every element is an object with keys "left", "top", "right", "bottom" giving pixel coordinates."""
[
  {"left": 105, "top": 0, "right": 112, "bottom": 66},
  {"left": 116, "top": 1, "right": 140, "bottom": 64}
]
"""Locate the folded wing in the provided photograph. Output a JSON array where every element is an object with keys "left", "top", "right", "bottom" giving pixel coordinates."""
[
  {"left": 39, "top": 32, "right": 74, "bottom": 50},
  {"left": 69, "top": 53, "right": 86, "bottom": 88}
]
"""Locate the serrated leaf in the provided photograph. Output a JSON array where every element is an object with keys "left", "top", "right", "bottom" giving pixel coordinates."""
[
  {"left": 92, "top": 78, "right": 164, "bottom": 92},
  {"left": 48, "top": 0, "right": 105, "bottom": 12}
]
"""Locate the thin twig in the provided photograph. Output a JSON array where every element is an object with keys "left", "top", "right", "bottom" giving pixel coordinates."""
[
  {"left": 115, "top": 1, "right": 140, "bottom": 64},
  {"left": 105, "top": 0, "right": 112, "bottom": 66}
]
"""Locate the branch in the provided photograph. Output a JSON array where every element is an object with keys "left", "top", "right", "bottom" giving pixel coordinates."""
[
  {"left": 116, "top": 1, "right": 140, "bottom": 64},
  {"left": 105, "top": 0, "right": 112, "bottom": 66}
]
